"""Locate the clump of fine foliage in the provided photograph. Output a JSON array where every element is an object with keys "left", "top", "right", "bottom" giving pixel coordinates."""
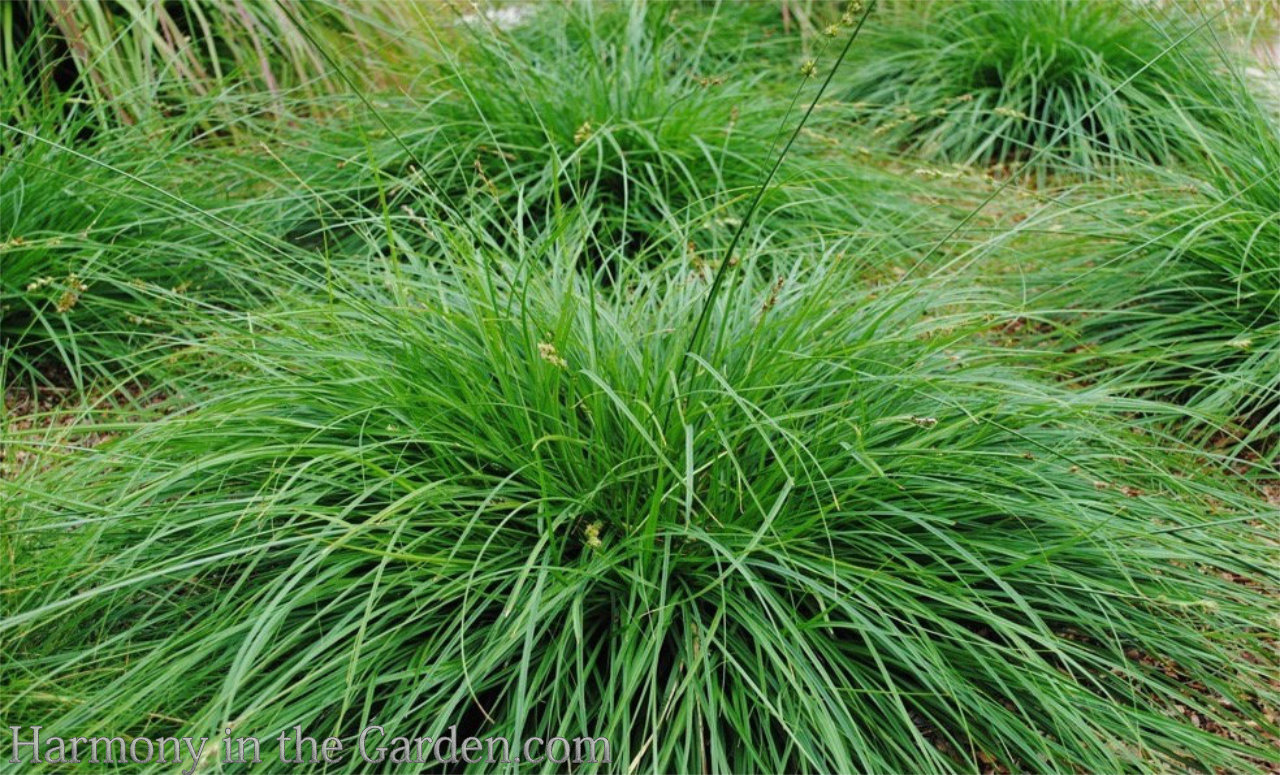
[
  {"left": 0, "top": 111, "right": 230, "bottom": 384},
  {"left": 1083, "top": 104, "right": 1276, "bottom": 445},
  {"left": 5, "top": 238, "right": 1278, "bottom": 774},
  {"left": 264, "top": 1, "right": 940, "bottom": 269},
  {"left": 840, "top": 0, "right": 1237, "bottom": 173},
  {"left": 1003, "top": 62, "right": 1279, "bottom": 456},
  {"left": 0, "top": 24, "right": 313, "bottom": 386}
]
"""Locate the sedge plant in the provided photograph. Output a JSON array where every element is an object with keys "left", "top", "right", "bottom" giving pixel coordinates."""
[
  {"left": 253, "top": 0, "right": 948, "bottom": 275},
  {"left": 839, "top": 0, "right": 1243, "bottom": 176},
  {"left": 0, "top": 0, "right": 431, "bottom": 129},
  {"left": 982, "top": 47, "right": 1280, "bottom": 459},
  {"left": 3, "top": 217, "right": 1279, "bottom": 773}
]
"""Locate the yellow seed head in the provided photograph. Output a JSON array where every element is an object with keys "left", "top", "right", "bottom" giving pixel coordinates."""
[{"left": 538, "top": 341, "right": 568, "bottom": 369}]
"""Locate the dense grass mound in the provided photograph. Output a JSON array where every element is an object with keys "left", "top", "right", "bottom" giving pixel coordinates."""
[
  {"left": 1093, "top": 116, "right": 1277, "bottom": 436},
  {"left": 6, "top": 241, "right": 1277, "bottom": 773},
  {"left": 3, "top": 3, "right": 1279, "bottom": 774},
  {"left": 1014, "top": 78, "right": 1279, "bottom": 455},
  {"left": 265, "top": 2, "right": 936, "bottom": 268},
  {"left": 0, "top": 114, "right": 243, "bottom": 384},
  {"left": 840, "top": 0, "right": 1232, "bottom": 173}
]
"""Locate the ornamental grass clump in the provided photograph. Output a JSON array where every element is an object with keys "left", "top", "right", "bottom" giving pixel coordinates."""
[
  {"left": 0, "top": 113, "right": 230, "bottom": 385},
  {"left": 4, "top": 237, "right": 1277, "bottom": 773},
  {"left": 840, "top": 0, "right": 1237, "bottom": 174},
  {"left": 0, "top": 83, "right": 313, "bottom": 387},
  {"left": 1003, "top": 61, "right": 1279, "bottom": 456},
  {"left": 1077, "top": 114, "right": 1277, "bottom": 449},
  {"left": 266, "top": 1, "right": 934, "bottom": 269},
  {"left": 3, "top": 2, "right": 1279, "bottom": 773}
]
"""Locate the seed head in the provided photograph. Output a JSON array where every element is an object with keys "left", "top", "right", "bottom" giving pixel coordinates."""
[
  {"left": 538, "top": 341, "right": 567, "bottom": 369},
  {"left": 54, "top": 275, "right": 88, "bottom": 313},
  {"left": 56, "top": 290, "right": 80, "bottom": 313},
  {"left": 761, "top": 277, "right": 785, "bottom": 314},
  {"left": 994, "top": 106, "right": 1030, "bottom": 120},
  {"left": 584, "top": 521, "right": 603, "bottom": 550},
  {"left": 841, "top": 0, "right": 865, "bottom": 25}
]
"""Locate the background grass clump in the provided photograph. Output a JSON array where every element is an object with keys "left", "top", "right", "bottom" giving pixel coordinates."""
[
  {"left": 1073, "top": 114, "right": 1278, "bottom": 449},
  {"left": 261, "top": 1, "right": 946, "bottom": 272},
  {"left": 0, "top": 0, "right": 429, "bottom": 128},
  {"left": 839, "top": 0, "right": 1242, "bottom": 174},
  {"left": 988, "top": 74, "right": 1280, "bottom": 458},
  {"left": 0, "top": 110, "right": 246, "bottom": 386}
]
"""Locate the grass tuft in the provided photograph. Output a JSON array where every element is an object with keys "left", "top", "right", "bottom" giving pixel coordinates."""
[
  {"left": 5, "top": 243, "right": 1277, "bottom": 773},
  {"left": 840, "top": 0, "right": 1244, "bottom": 175}
]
